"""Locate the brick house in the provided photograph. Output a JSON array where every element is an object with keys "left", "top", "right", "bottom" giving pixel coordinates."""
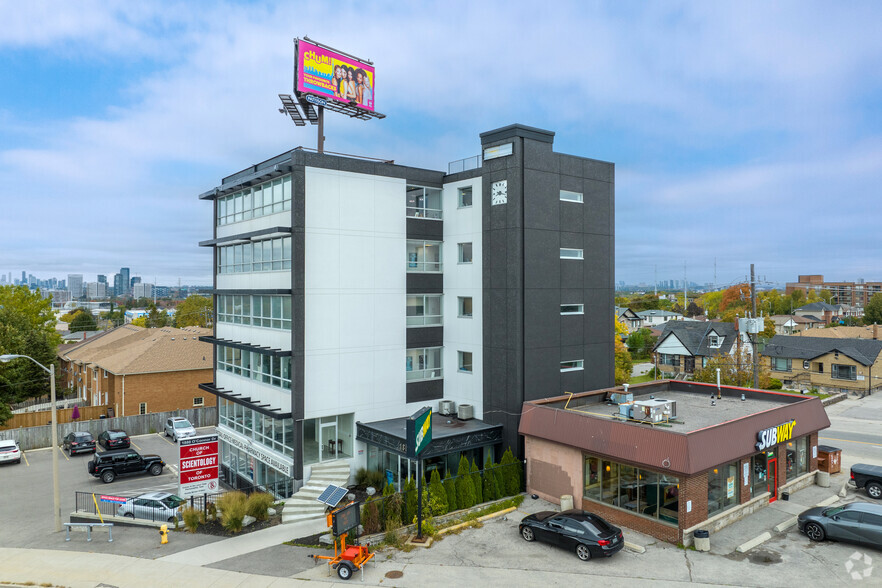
[
  {"left": 616, "top": 307, "right": 642, "bottom": 335},
  {"left": 519, "top": 380, "right": 829, "bottom": 544},
  {"left": 58, "top": 325, "right": 215, "bottom": 417},
  {"left": 762, "top": 335, "right": 882, "bottom": 396},
  {"left": 652, "top": 321, "right": 751, "bottom": 377}
]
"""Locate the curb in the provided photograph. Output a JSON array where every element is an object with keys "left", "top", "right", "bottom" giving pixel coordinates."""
[
  {"left": 774, "top": 517, "right": 797, "bottom": 533},
  {"left": 736, "top": 531, "right": 771, "bottom": 553},
  {"left": 436, "top": 506, "right": 517, "bottom": 536},
  {"left": 816, "top": 495, "right": 839, "bottom": 507},
  {"left": 624, "top": 541, "right": 645, "bottom": 553}
]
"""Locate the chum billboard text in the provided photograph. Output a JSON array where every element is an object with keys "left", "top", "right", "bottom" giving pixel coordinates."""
[{"left": 296, "top": 39, "right": 375, "bottom": 111}]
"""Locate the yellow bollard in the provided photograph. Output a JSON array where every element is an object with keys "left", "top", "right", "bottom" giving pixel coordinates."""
[{"left": 159, "top": 524, "right": 168, "bottom": 545}]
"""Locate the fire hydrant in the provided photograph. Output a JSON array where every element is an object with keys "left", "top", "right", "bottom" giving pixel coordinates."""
[{"left": 159, "top": 524, "right": 168, "bottom": 545}]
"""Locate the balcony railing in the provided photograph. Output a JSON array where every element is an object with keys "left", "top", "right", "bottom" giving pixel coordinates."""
[
  {"left": 448, "top": 155, "right": 482, "bottom": 175},
  {"left": 406, "top": 207, "right": 442, "bottom": 220}
]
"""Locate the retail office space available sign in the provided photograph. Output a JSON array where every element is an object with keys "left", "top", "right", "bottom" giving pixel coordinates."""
[
  {"left": 755, "top": 420, "right": 796, "bottom": 452},
  {"left": 179, "top": 434, "right": 219, "bottom": 498},
  {"left": 296, "top": 39, "right": 375, "bottom": 111}
]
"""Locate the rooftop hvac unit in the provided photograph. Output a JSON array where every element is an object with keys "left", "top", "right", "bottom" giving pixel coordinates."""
[
  {"left": 439, "top": 400, "right": 456, "bottom": 416},
  {"left": 457, "top": 403, "right": 474, "bottom": 420},
  {"left": 630, "top": 398, "right": 677, "bottom": 423}
]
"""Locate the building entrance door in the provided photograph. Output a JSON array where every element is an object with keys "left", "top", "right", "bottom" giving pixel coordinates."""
[
  {"left": 320, "top": 421, "right": 337, "bottom": 462},
  {"left": 684, "top": 357, "right": 695, "bottom": 373},
  {"left": 768, "top": 457, "right": 778, "bottom": 502}
]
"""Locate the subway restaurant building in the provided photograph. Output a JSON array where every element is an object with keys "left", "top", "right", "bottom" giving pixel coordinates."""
[{"left": 519, "top": 381, "right": 831, "bottom": 544}]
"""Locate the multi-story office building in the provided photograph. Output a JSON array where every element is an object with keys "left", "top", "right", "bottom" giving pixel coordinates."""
[
  {"left": 120, "top": 267, "right": 131, "bottom": 296},
  {"left": 786, "top": 275, "right": 882, "bottom": 308},
  {"left": 198, "top": 124, "right": 614, "bottom": 493},
  {"left": 133, "top": 282, "right": 153, "bottom": 299},
  {"left": 67, "top": 274, "right": 84, "bottom": 299},
  {"left": 86, "top": 281, "right": 108, "bottom": 299}
]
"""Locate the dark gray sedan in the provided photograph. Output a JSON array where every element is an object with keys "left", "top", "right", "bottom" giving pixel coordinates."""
[{"left": 797, "top": 502, "right": 882, "bottom": 548}]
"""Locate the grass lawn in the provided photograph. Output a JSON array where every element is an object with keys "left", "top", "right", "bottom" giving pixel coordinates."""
[
  {"left": 769, "top": 388, "right": 831, "bottom": 400},
  {"left": 629, "top": 373, "right": 655, "bottom": 384}
]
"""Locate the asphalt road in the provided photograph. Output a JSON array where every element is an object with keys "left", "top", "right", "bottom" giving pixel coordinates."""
[{"left": 0, "top": 426, "right": 216, "bottom": 551}]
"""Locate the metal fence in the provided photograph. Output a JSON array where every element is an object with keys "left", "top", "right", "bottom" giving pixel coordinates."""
[
  {"left": 10, "top": 391, "right": 82, "bottom": 413},
  {"left": 74, "top": 479, "right": 291, "bottom": 523},
  {"left": 448, "top": 154, "right": 482, "bottom": 174},
  {"left": 0, "top": 407, "right": 217, "bottom": 450}
]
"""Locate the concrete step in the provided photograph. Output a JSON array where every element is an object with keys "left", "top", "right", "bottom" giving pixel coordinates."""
[{"left": 282, "top": 512, "right": 326, "bottom": 524}]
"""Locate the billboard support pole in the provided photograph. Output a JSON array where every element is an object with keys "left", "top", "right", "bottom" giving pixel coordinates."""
[
  {"left": 317, "top": 106, "right": 325, "bottom": 153},
  {"left": 416, "top": 458, "right": 423, "bottom": 539}
]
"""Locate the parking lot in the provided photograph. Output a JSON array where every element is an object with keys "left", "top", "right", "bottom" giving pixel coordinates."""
[{"left": 0, "top": 426, "right": 218, "bottom": 552}]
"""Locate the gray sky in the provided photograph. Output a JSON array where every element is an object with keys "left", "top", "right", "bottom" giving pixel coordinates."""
[{"left": 2, "top": 1, "right": 881, "bottom": 288}]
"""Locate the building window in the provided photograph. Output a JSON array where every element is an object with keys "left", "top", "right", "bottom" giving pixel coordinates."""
[
  {"left": 560, "top": 360, "right": 584, "bottom": 372},
  {"left": 583, "top": 455, "right": 678, "bottom": 526},
  {"left": 217, "top": 236, "right": 292, "bottom": 274},
  {"left": 786, "top": 435, "right": 809, "bottom": 478},
  {"left": 803, "top": 360, "right": 810, "bottom": 370},
  {"left": 659, "top": 353, "right": 679, "bottom": 366},
  {"left": 103, "top": 369, "right": 108, "bottom": 379},
  {"left": 751, "top": 453, "right": 769, "bottom": 498},
  {"left": 708, "top": 335, "right": 722, "bottom": 348},
  {"left": 458, "top": 186, "right": 473, "bottom": 208},
  {"left": 218, "top": 398, "right": 295, "bottom": 458},
  {"left": 458, "top": 243, "right": 473, "bottom": 264},
  {"left": 771, "top": 357, "right": 792, "bottom": 372},
  {"left": 561, "top": 304, "right": 584, "bottom": 315},
  {"left": 707, "top": 461, "right": 739, "bottom": 518},
  {"left": 560, "top": 248, "right": 584, "bottom": 260},
  {"left": 458, "top": 351, "right": 473, "bottom": 373},
  {"left": 406, "top": 347, "right": 443, "bottom": 381},
  {"left": 139, "top": 402, "right": 147, "bottom": 415},
  {"left": 560, "top": 189, "right": 583, "bottom": 203},
  {"left": 406, "top": 186, "right": 442, "bottom": 220},
  {"left": 217, "top": 175, "right": 292, "bottom": 226},
  {"left": 458, "top": 297, "right": 473, "bottom": 318},
  {"left": 832, "top": 364, "right": 856, "bottom": 380},
  {"left": 193, "top": 397, "right": 204, "bottom": 407},
  {"left": 217, "top": 295, "right": 291, "bottom": 330},
  {"left": 406, "top": 240, "right": 442, "bottom": 273},
  {"left": 217, "top": 345, "right": 291, "bottom": 391},
  {"left": 407, "top": 295, "right": 443, "bottom": 327}
]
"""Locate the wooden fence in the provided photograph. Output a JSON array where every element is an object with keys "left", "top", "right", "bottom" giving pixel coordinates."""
[
  {"left": 0, "top": 407, "right": 217, "bottom": 451},
  {"left": 1, "top": 405, "right": 108, "bottom": 430}
]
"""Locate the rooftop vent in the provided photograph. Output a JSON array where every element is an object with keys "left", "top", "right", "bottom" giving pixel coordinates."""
[
  {"left": 439, "top": 400, "right": 456, "bottom": 416},
  {"left": 457, "top": 404, "right": 474, "bottom": 421}
]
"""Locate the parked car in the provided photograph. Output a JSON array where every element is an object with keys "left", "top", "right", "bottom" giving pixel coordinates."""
[
  {"left": 87, "top": 449, "right": 165, "bottom": 483},
  {"left": 117, "top": 492, "right": 185, "bottom": 522},
  {"left": 97, "top": 430, "right": 131, "bottom": 450},
  {"left": 164, "top": 416, "right": 196, "bottom": 442},
  {"left": 63, "top": 431, "right": 96, "bottom": 455},
  {"left": 519, "top": 509, "right": 625, "bottom": 561},
  {"left": 798, "top": 502, "right": 882, "bottom": 548},
  {"left": 851, "top": 464, "right": 882, "bottom": 499},
  {"left": 0, "top": 439, "right": 22, "bottom": 464}
]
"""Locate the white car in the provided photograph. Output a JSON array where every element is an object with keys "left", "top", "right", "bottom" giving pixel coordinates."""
[
  {"left": 164, "top": 417, "right": 196, "bottom": 441},
  {"left": 117, "top": 492, "right": 185, "bottom": 522},
  {"left": 0, "top": 439, "right": 22, "bottom": 464}
]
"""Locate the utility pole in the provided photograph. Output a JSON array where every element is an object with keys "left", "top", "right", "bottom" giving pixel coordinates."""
[{"left": 751, "top": 264, "right": 758, "bottom": 389}]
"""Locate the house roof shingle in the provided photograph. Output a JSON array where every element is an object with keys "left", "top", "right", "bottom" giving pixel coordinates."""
[
  {"left": 762, "top": 335, "right": 882, "bottom": 366},
  {"left": 653, "top": 321, "right": 738, "bottom": 356}
]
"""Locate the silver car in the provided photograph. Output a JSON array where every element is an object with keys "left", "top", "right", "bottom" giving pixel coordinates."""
[
  {"left": 164, "top": 417, "right": 196, "bottom": 442},
  {"left": 117, "top": 492, "right": 185, "bottom": 522}
]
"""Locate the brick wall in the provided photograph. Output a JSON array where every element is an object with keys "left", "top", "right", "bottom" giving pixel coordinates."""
[
  {"left": 678, "top": 471, "right": 708, "bottom": 539},
  {"left": 524, "top": 436, "right": 582, "bottom": 505},
  {"left": 739, "top": 457, "right": 752, "bottom": 504},
  {"left": 108, "top": 369, "right": 215, "bottom": 416},
  {"left": 577, "top": 496, "right": 680, "bottom": 544}
]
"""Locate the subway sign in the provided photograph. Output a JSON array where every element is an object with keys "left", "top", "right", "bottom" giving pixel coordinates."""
[{"left": 755, "top": 420, "right": 796, "bottom": 452}]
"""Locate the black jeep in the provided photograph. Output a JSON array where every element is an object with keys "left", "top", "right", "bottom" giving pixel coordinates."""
[
  {"left": 851, "top": 463, "right": 882, "bottom": 499},
  {"left": 87, "top": 449, "right": 165, "bottom": 483}
]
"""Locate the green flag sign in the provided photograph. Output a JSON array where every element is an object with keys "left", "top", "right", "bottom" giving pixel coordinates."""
[{"left": 406, "top": 406, "right": 432, "bottom": 458}]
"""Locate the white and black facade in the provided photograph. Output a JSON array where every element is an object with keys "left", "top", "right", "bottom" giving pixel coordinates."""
[{"left": 198, "top": 124, "right": 614, "bottom": 492}]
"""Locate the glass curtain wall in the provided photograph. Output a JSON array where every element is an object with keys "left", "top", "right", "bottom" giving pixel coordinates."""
[{"left": 583, "top": 455, "right": 679, "bottom": 525}]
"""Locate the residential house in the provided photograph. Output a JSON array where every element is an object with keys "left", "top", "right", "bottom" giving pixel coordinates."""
[
  {"left": 58, "top": 324, "right": 215, "bottom": 417},
  {"left": 794, "top": 302, "right": 843, "bottom": 326},
  {"left": 762, "top": 335, "right": 882, "bottom": 396},
  {"left": 771, "top": 315, "right": 824, "bottom": 335},
  {"left": 616, "top": 307, "right": 642, "bottom": 335},
  {"left": 638, "top": 309, "right": 685, "bottom": 328},
  {"left": 652, "top": 321, "right": 751, "bottom": 377}
]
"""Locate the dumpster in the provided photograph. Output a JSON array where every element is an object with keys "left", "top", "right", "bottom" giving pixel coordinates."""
[{"left": 817, "top": 445, "right": 842, "bottom": 474}]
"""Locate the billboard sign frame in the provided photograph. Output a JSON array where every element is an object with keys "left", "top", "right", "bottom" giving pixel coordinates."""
[
  {"left": 295, "top": 38, "right": 375, "bottom": 112},
  {"left": 178, "top": 434, "right": 219, "bottom": 498}
]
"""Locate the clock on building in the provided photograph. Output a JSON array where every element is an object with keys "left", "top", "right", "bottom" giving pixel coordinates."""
[{"left": 491, "top": 180, "right": 508, "bottom": 205}]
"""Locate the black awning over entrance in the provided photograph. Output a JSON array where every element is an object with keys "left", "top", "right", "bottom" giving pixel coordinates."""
[{"left": 356, "top": 413, "right": 503, "bottom": 459}]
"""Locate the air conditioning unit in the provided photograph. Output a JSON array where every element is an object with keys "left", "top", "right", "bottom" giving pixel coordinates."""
[
  {"left": 457, "top": 404, "right": 474, "bottom": 420},
  {"left": 439, "top": 400, "right": 456, "bottom": 416}
]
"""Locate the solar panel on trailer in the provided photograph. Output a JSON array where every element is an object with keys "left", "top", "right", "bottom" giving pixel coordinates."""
[
  {"left": 328, "top": 486, "right": 348, "bottom": 508},
  {"left": 316, "top": 484, "right": 344, "bottom": 505}
]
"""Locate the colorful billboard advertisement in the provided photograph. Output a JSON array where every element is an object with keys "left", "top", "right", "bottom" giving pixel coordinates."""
[{"left": 296, "top": 39, "right": 375, "bottom": 111}]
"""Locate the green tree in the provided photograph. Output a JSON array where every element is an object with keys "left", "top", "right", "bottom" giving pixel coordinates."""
[
  {"left": 501, "top": 448, "right": 521, "bottom": 496},
  {"left": 470, "top": 459, "right": 483, "bottom": 504},
  {"left": 175, "top": 295, "right": 213, "bottom": 328},
  {"left": 761, "top": 316, "right": 776, "bottom": 339},
  {"left": 626, "top": 328, "right": 657, "bottom": 360},
  {"left": 69, "top": 310, "right": 98, "bottom": 333},
  {"left": 455, "top": 455, "right": 475, "bottom": 509},
  {"left": 615, "top": 312, "right": 633, "bottom": 385},
  {"left": 691, "top": 346, "right": 770, "bottom": 389},
  {"left": 403, "top": 476, "right": 417, "bottom": 524},
  {"left": 443, "top": 471, "right": 457, "bottom": 512},
  {"left": 483, "top": 456, "right": 499, "bottom": 501},
  {"left": 428, "top": 469, "right": 448, "bottom": 515},
  {"left": 865, "top": 293, "right": 882, "bottom": 326},
  {"left": 0, "top": 286, "right": 62, "bottom": 423}
]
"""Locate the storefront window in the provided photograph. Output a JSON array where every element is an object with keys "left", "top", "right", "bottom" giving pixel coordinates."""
[
  {"left": 752, "top": 454, "right": 769, "bottom": 497},
  {"left": 584, "top": 456, "right": 601, "bottom": 501},
  {"left": 708, "top": 461, "right": 739, "bottom": 518},
  {"left": 797, "top": 436, "right": 808, "bottom": 475},
  {"left": 637, "top": 470, "right": 660, "bottom": 518},
  {"left": 583, "top": 454, "right": 678, "bottom": 525},
  {"left": 619, "top": 465, "right": 638, "bottom": 511},
  {"left": 601, "top": 461, "right": 619, "bottom": 506}
]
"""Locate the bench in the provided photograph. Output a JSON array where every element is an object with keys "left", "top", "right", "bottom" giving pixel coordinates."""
[{"left": 64, "top": 522, "right": 113, "bottom": 542}]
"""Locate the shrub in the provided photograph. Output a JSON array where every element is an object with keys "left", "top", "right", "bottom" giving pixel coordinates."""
[
  {"left": 493, "top": 460, "right": 506, "bottom": 498},
  {"left": 383, "top": 491, "right": 403, "bottom": 531},
  {"left": 428, "top": 469, "right": 448, "bottom": 515},
  {"left": 404, "top": 477, "right": 417, "bottom": 524},
  {"left": 356, "top": 467, "right": 386, "bottom": 490},
  {"left": 182, "top": 507, "right": 203, "bottom": 533},
  {"left": 443, "top": 471, "right": 457, "bottom": 512},
  {"left": 768, "top": 378, "right": 783, "bottom": 390},
  {"left": 355, "top": 467, "right": 371, "bottom": 486},
  {"left": 456, "top": 455, "right": 475, "bottom": 509},
  {"left": 483, "top": 456, "right": 498, "bottom": 501},
  {"left": 218, "top": 491, "right": 247, "bottom": 533},
  {"left": 205, "top": 502, "right": 217, "bottom": 522},
  {"left": 501, "top": 448, "right": 521, "bottom": 496},
  {"left": 382, "top": 482, "right": 396, "bottom": 497},
  {"left": 470, "top": 459, "right": 483, "bottom": 504},
  {"left": 362, "top": 499, "right": 381, "bottom": 535},
  {"left": 245, "top": 492, "right": 274, "bottom": 522}
]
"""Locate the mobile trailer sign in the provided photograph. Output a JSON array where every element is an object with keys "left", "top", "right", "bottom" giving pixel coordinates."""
[
  {"left": 296, "top": 39, "right": 375, "bottom": 111},
  {"left": 179, "top": 434, "right": 219, "bottom": 498}
]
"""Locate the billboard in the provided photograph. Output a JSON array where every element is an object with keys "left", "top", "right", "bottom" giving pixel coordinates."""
[
  {"left": 296, "top": 39, "right": 375, "bottom": 111},
  {"left": 179, "top": 434, "right": 219, "bottom": 498}
]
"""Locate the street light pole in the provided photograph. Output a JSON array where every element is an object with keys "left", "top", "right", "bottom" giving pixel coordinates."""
[{"left": 0, "top": 354, "right": 62, "bottom": 532}]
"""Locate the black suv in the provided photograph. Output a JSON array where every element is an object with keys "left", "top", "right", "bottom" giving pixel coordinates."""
[
  {"left": 87, "top": 449, "right": 165, "bottom": 483},
  {"left": 851, "top": 463, "right": 882, "bottom": 499}
]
